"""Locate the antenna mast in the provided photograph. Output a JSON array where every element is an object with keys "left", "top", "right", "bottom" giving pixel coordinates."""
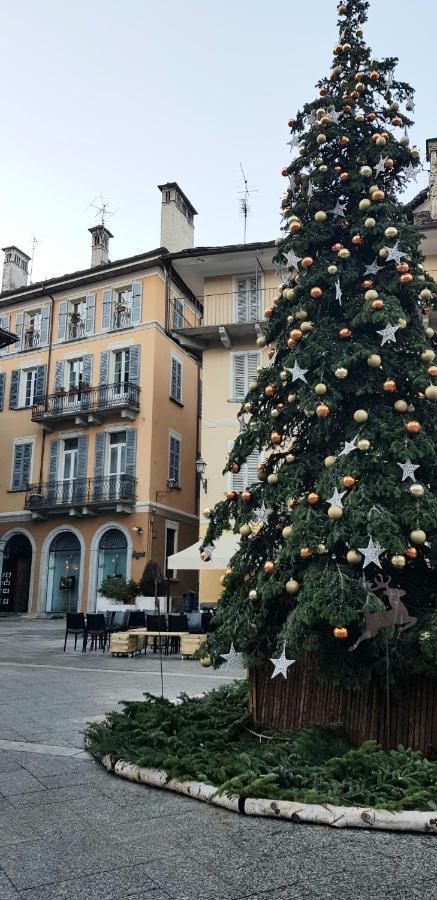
[
  {"left": 238, "top": 163, "right": 257, "bottom": 244},
  {"left": 29, "top": 235, "right": 39, "bottom": 283}
]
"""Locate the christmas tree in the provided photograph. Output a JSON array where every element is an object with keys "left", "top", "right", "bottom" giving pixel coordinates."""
[{"left": 202, "top": 0, "right": 437, "bottom": 691}]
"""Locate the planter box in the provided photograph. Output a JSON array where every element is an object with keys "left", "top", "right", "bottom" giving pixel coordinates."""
[
  {"left": 249, "top": 657, "right": 437, "bottom": 756},
  {"left": 97, "top": 597, "right": 166, "bottom": 614},
  {"left": 180, "top": 634, "right": 205, "bottom": 659},
  {"left": 110, "top": 632, "right": 139, "bottom": 656}
]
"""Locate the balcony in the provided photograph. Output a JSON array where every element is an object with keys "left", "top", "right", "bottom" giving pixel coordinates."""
[
  {"left": 112, "top": 305, "right": 132, "bottom": 330},
  {"left": 67, "top": 319, "right": 86, "bottom": 340},
  {"left": 22, "top": 328, "right": 41, "bottom": 351},
  {"left": 25, "top": 475, "right": 137, "bottom": 518},
  {"left": 169, "top": 286, "right": 277, "bottom": 349},
  {"left": 31, "top": 382, "right": 140, "bottom": 431}
]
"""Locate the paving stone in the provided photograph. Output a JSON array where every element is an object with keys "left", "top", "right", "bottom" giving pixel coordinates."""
[
  {"left": 0, "top": 842, "right": 77, "bottom": 891},
  {"left": 0, "top": 872, "right": 20, "bottom": 899},
  {"left": 0, "top": 771, "right": 46, "bottom": 797},
  {"left": 19, "top": 864, "right": 162, "bottom": 900}
]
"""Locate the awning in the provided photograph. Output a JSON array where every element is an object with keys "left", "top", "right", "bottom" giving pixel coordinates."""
[{"left": 168, "top": 534, "right": 240, "bottom": 570}]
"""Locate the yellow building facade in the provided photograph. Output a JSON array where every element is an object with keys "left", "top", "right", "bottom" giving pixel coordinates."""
[{"left": 0, "top": 185, "right": 202, "bottom": 615}]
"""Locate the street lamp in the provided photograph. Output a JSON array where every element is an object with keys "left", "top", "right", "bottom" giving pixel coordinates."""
[{"left": 195, "top": 455, "right": 207, "bottom": 492}]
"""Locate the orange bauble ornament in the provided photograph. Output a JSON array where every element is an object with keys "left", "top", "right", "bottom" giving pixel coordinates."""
[
  {"left": 320, "top": 87, "right": 328, "bottom": 96},
  {"left": 396, "top": 262, "right": 410, "bottom": 274},
  {"left": 428, "top": 366, "right": 437, "bottom": 377},
  {"left": 271, "top": 432, "right": 282, "bottom": 444},
  {"left": 301, "top": 256, "right": 314, "bottom": 268},
  {"left": 392, "top": 115, "right": 402, "bottom": 126},
  {"left": 225, "top": 567, "right": 233, "bottom": 576},
  {"left": 333, "top": 626, "right": 349, "bottom": 639},
  {"left": 281, "top": 167, "right": 289, "bottom": 177},
  {"left": 372, "top": 299, "right": 384, "bottom": 310},
  {"left": 290, "top": 328, "right": 303, "bottom": 342},
  {"left": 340, "top": 172, "right": 349, "bottom": 182},
  {"left": 405, "top": 546, "right": 418, "bottom": 560},
  {"left": 352, "top": 234, "right": 363, "bottom": 244},
  {"left": 372, "top": 190, "right": 385, "bottom": 202},
  {"left": 241, "top": 490, "right": 251, "bottom": 502},
  {"left": 367, "top": 112, "right": 376, "bottom": 121},
  {"left": 332, "top": 243, "right": 343, "bottom": 252},
  {"left": 310, "top": 287, "right": 323, "bottom": 300},
  {"left": 263, "top": 561, "right": 274, "bottom": 573},
  {"left": 290, "top": 221, "right": 302, "bottom": 234},
  {"left": 342, "top": 476, "right": 356, "bottom": 488},
  {"left": 268, "top": 347, "right": 276, "bottom": 359},
  {"left": 339, "top": 136, "right": 350, "bottom": 146},
  {"left": 405, "top": 421, "right": 421, "bottom": 434},
  {"left": 384, "top": 158, "right": 394, "bottom": 168},
  {"left": 400, "top": 273, "right": 413, "bottom": 284},
  {"left": 264, "top": 385, "right": 274, "bottom": 396},
  {"left": 383, "top": 379, "right": 397, "bottom": 392},
  {"left": 230, "top": 463, "right": 240, "bottom": 473},
  {"left": 362, "top": 280, "right": 374, "bottom": 289},
  {"left": 316, "top": 404, "right": 330, "bottom": 418},
  {"left": 264, "top": 307, "right": 273, "bottom": 318},
  {"left": 308, "top": 492, "right": 320, "bottom": 505},
  {"left": 371, "top": 133, "right": 381, "bottom": 143},
  {"left": 226, "top": 491, "right": 237, "bottom": 501},
  {"left": 288, "top": 118, "right": 296, "bottom": 127},
  {"left": 300, "top": 547, "right": 313, "bottom": 559},
  {"left": 339, "top": 327, "right": 352, "bottom": 339}
]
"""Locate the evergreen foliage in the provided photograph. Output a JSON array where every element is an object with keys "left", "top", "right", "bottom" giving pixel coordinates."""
[
  {"left": 138, "top": 559, "right": 165, "bottom": 597},
  {"left": 99, "top": 577, "right": 139, "bottom": 603},
  {"left": 200, "top": 0, "right": 437, "bottom": 686},
  {"left": 85, "top": 683, "right": 437, "bottom": 811}
]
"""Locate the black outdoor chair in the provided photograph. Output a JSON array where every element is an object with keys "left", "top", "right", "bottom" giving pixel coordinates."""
[
  {"left": 126, "top": 609, "right": 146, "bottom": 630},
  {"left": 63, "top": 613, "right": 86, "bottom": 652},
  {"left": 84, "top": 614, "right": 107, "bottom": 651},
  {"left": 168, "top": 614, "right": 188, "bottom": 654},
  {"left": 201, "top": 611, "right": 213, "bottom": 634},
  {"left": 146, "top": 614, "right": 168, "bottom": 654}
]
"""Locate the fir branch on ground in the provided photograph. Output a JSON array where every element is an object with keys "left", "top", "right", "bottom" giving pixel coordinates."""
[{"left": 85, "top": 683, "right": 437, "bottom": 813}]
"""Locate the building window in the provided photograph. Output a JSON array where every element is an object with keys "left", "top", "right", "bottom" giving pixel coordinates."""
[
  {"left": 108, "top": 431, "right": 127, "bottom": 476},
  {"left": 113, "top": 349, "right": 130, "bottom": 393},
  {"left": 11, "top": 441, "right": 33, "bottom": 491},
  {"left": 58, "top": 295, "right": 95, "bottom": 342},
  {"left": 231, "top": 351, "right": 260, "bottom": 402},
  {"left": 228, "top": 442, "right": 261, "bottom": 492},
  {"left": 170, "top": 355, "right": 182, "bottom": 403},
  {"left": 172, "top": 298, "right": 184, "bottom": 328},
  {"left": 20, "top": 369, "right": 38, "bottom": 408},
  {"left": 168, "top": 432, "right": 181, "bottom": 486},
  {"left": 101, "top": 283, "right": 142, "bottom": 332},
  {"left": 234, "top": 276, "right": 261, "bottom": 323},
  {"left": 68, "top": 359, "right": 84, "bottom": 391},
  {"left": 165, "top": 522, "right": 178, "bottom": 579}
]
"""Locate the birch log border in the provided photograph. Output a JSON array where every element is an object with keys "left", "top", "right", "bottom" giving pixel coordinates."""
[{"left": 99, "top": 754, "right": 437, "bottom": 834}]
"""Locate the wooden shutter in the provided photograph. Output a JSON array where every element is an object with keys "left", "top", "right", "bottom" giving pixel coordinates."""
[
  {"left": 101, "top": 289, "right": 112, "bottom": 331},
  {"left": 11, "top": 443, "right": 32, "bottom": 491},
  {"left": 247, "top": 276, "right": 260, "bottom": 322},
  {"left": 82, "top": 354, "right": 93, "bottom": 386},
  {"left": 57, "top": 302, "right": 68, "bottom": 341},
  {"left": 232, "top": 354, "right": 246, "bottom": 401},
  {"left": 171, "top": 356, "right": 182, "bottom": 401},
  {"left": 54, "top": 360, "right": 64, "bottom": 391},
  {"left": 236, "top": 279, "right": 248, "bottom": 323},
  {"left": 94, "top": 432, "right": 106, "bottom": 478},
  {"left": 168, "top": 435, "right": 180, "bottom": 484},
  {"left": 247, "top": 352, "right": 260, "bottom": 384},
  {"left": 40, "top": 307, "right": 50, "bottom": 346},
  {"left": 245, "top": 449, "right": 261, "bottom": 489},
  {"left": 128, "top": 345, "right": 140, "bottom": 384},
  {"left": 99, "top": 350, "right": 109, "bottom": 384},
  {"left": 48, "top": 439, "right": 60, "bottom": 482},
  {"left": 0, "top": 316, "right": 10, "bottom": 356},
  {"left": 9, "top": 370, "right": 19, "bottom": 409},
  {"left": 125, "top": 429, "right": 137, "bottom": 477},
  {"left": 85, "top": 293, "right": 96, "bottom": 335},
  {"left": 228, "top": 440, "right": 245, "bottom": 492},
  {"left": 15, "top": 312, "right": 24, "bottom": 348},
  {"left": 131, "top": 281, "right": 142, "bottom": 326},
  {"left": 35, "top": 365, "right": 46, "bottom": 400},
  {"left": 0, "top": 372, "right": 5, "bottom": 410}
]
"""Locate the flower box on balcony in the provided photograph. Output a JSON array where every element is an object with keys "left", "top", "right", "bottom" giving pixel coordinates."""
[
  {"left": 80, "top": 383, "right": 92, "bottom": 393},
  {"left": 69, "top": 313, "right": 82, "bottom": 325},
  {"left": 54, "top": 388, "right": 66, "bottom": 397},
  {"left": 115, "top": 304, "right": 127, "bottom": 313}
]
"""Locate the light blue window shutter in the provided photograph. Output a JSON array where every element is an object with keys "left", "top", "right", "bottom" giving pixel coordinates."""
[
  {"left": 40, "top": 307, "right": 50, "bottom": 346},
  {"left": 21, "top": 443, "right": 32, "bottom": 488},
  {"left": 35, "top": 365, "right": 46, "bottom": 400},
  {"left": 57, "top": 302, "right": 68, "bottom": 341},
  {"left": 48, "top": 439, "right": 59, "bottom": 482},
  {"left": 125, "top": 429, "right": 137, "bottom": 477},
  {"left": 128, "top": 345, "right": 140, "bottom": 384},
  {"left": 9, "top": 370, "right": 19, "bottom": 409},
  {"left": 169, "top": 435, "right": 180, "bottom": 484},
  {"left": 15, "top": 312, "right": 24, "bottom": 348},
  {"left": 85, "top": 293, "right": 96, "bottom": 335},
  {"left": 0, "top": 372, "right": 5, "bottom": 410},
  {"left": 102, "top": 289, "right": 112, "bottom": 331},
  {"left": 54, "top": 360, "right": 64, "bottom": 391},
  {"left": 131, "top": 281, "right": 142, "bottom": 326},
  {"left": 82, "top": 354, "right": 93, "bottom": 386},
  {"left": 11, "top": 444, "right": 24, "bottom": 490},
  {"left": 99, "top": 350, "right": 109, "bottom": 384},
  {"left": 94, "top": 432, "right": 106, "bottom": 478},
  {"left": 0, "top": 316, "right": 10, "bottom": 356},
  {"left": 75, "top": 435, "right": 88, "bottom": 501}
]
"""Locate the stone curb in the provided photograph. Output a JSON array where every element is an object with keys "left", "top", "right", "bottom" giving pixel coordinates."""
[{"left": 98, "top": 753, "right": 437, "bottom": 834}]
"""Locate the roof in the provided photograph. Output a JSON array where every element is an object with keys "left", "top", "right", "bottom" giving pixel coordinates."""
[
  {"left": 168, "top": 240, "right": 275, "bottom": 261},
  {"left": 405, "top": 188, "right": 429, "bottom": 216},
  {"left": 157, "top": 182, "right": 198, "bottom": 217}
]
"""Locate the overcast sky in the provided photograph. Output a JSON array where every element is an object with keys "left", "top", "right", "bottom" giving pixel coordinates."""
[{"left": 0, "top": 0, "right": 435, "bottom": 282}]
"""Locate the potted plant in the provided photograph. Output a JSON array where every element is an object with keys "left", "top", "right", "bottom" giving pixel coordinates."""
[
  {"left": 80, "top": 381, "right": 92, "bottom": 393},
  {"left": 53, "top": 386, "right": 66, "bottom": 398},
  {"left": 69, "top": 311, "right": 82, "bottom": 325},
  {"left": 99, "top": 577, "right": 139, "bottom": 605}
]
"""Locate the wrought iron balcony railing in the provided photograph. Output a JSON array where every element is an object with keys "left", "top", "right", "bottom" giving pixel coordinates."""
[
  {"left": 169, "top": 287, "right": 278, "bottom": 331},
  {"left": 68, "top": 319, "right": 86, "bottom": 340},
  {"left": 112, "top": 306, "right": 132, "bottom": 330},
  {"left": 31, "top": 382, "right": 140, "bottom": 424},
  {"left": 25, "top": 474, "right": 137, "bottom": 514},
  {"left": 22, "top": 329, "right": 41, "bottom": 350}
]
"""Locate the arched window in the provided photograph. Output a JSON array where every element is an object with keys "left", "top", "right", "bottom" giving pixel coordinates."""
[
  {"left": 97, "top": 529, "right": 128, "bottom": 594},
  {"left": 47, "top": 531, "right": 81, "bottom": 613}
]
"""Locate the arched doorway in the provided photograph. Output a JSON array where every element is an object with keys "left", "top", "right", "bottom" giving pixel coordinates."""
[
  {"left": 46, "top": 532, "right": 81, "bottom": 613},
  {"left": 97, "top": 528, "right": 128, "bottom": 596},
  {"left": 1, "top": 534, "right": 32, "bottom": 613}
]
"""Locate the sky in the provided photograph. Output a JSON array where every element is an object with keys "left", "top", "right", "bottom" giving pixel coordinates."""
[{"left": 0, "top": 0, "right": 435, "bottom": 283}]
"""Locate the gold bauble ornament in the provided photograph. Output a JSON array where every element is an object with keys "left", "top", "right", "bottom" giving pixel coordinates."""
[
  {"left": 421, "top": 349, "right": 435, "bottom": 363},
  {"left": 327, "top": 265, "right": 338, "bottom": 275},
  {"left": 420, "top": 288, "right": 433, "bottom": 301},
  {"left": 300, "top": 321, "right": 313, "bottom": 334},
  {"left": 239, "top": 524, "right": 252, "bottom": 537},
  {"left": 364, "top": 217, "right": 376, "bottom": 229},
  {"left": 338, "top": 248, "right": 351, "bottom": 259},
  {"left": 410, "top": 529, "right": 426, "bottom": 545},
  {"left": 391, "top": 555, "right": 406, "bottom": 569},
  {"left": 286, "top": 453, "right": 295, "bottom": 463},
  {"left": 385, "top": 226, "right": 398, "bottom": 238},
  {"left": 328, "top": 505, "right": 343, "bottom": 520},
  {"left": 360, "top": 166, "right": 372, "bottom": 177},
  {"left": 354, "top": 409, "right": 368, "bottom": 423},
  {"left": 425, "top": 328, "right": 435, "bottom": 339},
  {"left": 379, "top": 248, "right": 389, "bottom": 259},
  {"left": 324, "top": 455, "right": 337, "bottom": 468},
  {"left": 256, "top": 336, "right": 266, "bottom": 347},
  {"left": 286, "top": 579, "right": 300, "bottom": 595},
  {"left": 357, "top": 439, "right": 370, "bottom": 451},
  {"left": 249, "top": 590, "right": 258, "bottom": 601},
  {"left": 410, "top": 484, "right": 425, "bottom": 498},
  {"left": 334, "top": 368, "right": 348, "bottom": 381},
  {"left": 203, "top": 508, "right": 211, "bottom": 518},
  {"left": 315, "top": 383, "right": 327, "bottom": 395},
  {"left": 200, "top": 656, "right": 212, "bottom": 667},
  {"left": 282, "top": 526, "right": 293, "bottom": 539},
  {"left": 365, "top": 289, "right": 379, "bottom": 302},
  {"left": 316, "top": 134, "right": 327, "bottom": 145},
  {"left": 267, "top": 473, "right": 279, "bottom": 485},
  {"left": 394, "top": 400, "right": 408, "bottom": 413},
  {"left": 367, "top": 354, "right": 381, "bottom": 368},
  {"left": 347, "top": 549, "right": 362, "bottom": 565},
  {"left": 425, "top": 385, "right": 437, "bottom": 400},
  {"left": 359, "top": 199, "right": 371, "bottom": 210}
]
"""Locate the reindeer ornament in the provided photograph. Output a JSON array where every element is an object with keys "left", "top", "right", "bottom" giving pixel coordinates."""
[{"left": 349, "top": 574, "right": 417, "bottom": 652}]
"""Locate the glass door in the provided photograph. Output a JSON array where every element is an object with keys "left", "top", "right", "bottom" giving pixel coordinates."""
[
  {"left": 62, "top": 438, "right": 78, "bottom": 504},
  {"left": 108, "top": 432, "right": 126, "bottom": 499},
  {"left": 113, "top": 350, "right": 130, "bottom": 399},
  {"left": 234, "top": 276, "right": 261, "bottom": 323},
  {"left": 67, "top": 359, "right": 83, "bottom": 410}
]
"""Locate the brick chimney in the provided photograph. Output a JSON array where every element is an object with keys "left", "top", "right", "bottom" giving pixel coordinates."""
[
  {"left": 158, "top": 183, "right": 197, "bottom": 252},
  {"left": 426, "top": 138, "right": 437, "bottom": 221},
  {"left": 88, "top": 225, "right": 113, "bottom": 267},
  {"left": 1, "top": 246, "right": 31, "bottom": 292}
]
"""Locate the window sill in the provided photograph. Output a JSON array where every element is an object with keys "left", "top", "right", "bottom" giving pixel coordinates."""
[
  {"left": 169, "top": 396, "right": 184, "bottom": 408},
  {"left": 7, "top": 488, "right": 27, "bottom": 493}
]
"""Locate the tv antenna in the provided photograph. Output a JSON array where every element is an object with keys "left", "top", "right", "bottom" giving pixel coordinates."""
[
  {"left": 238, "top": 163, "right": 257, "bottom": 244},
  {"left": 86, "top": 194, "right": 118, "bottom": 228},
  {"left": 29, "top": 235, "right": 40, "bottom": 283}
]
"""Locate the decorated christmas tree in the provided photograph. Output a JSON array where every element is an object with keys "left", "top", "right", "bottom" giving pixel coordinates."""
[{"left": 201, "top": 0, "right": 437, "bottom": 702}]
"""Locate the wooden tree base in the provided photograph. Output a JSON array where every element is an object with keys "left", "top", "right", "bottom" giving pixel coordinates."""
[{"left": 248, "top": 657, "right": 437, "bottom": 757}]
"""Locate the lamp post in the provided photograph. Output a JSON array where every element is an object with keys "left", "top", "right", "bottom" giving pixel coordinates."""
[
  {"left": 153, "top": 479, "right": 176, "bottom": 614},
  {"left": 195, "top": 455, "right": 207, "bottom": 492}
]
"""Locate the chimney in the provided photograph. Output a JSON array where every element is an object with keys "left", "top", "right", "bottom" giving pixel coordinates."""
[
  {"left": 426, "top": 138, "right": 437, "bottom": 221},
  {"left": 158, "top": 182, "right": 197, "bottom": 252},
  {"left": 1, "top": 246, "right": 30, "bottom": 292},
  {"left": 88, "top": 225, "right": 113, "bottom": 267}
]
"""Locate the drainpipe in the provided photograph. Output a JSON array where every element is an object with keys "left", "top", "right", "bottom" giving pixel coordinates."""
[{"left": 38, "top": 291, "right": 55, "bottom": 485}]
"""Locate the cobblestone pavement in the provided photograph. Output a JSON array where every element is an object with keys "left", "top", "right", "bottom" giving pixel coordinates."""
[{"left": 0, "top": 618, "right": 435, "bottom": 900}]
